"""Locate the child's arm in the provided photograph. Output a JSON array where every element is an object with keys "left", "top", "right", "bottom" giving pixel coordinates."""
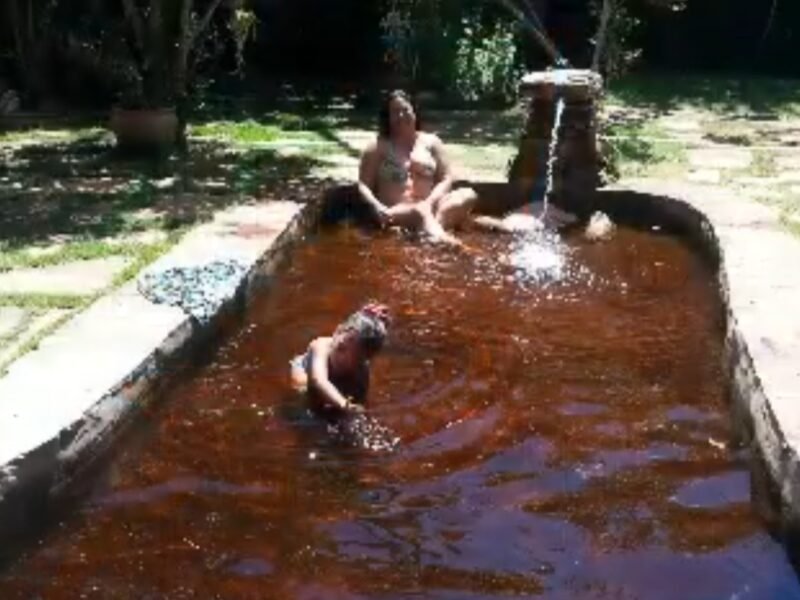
[{"left": 307, "top": 339, "right": 360, "bottom": 413}]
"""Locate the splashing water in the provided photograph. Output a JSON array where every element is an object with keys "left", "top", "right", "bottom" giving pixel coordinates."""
[
  {"left": 328, "top": 413, "right": 400, "bottom": 453},
  {"left": 507, "top": 228, "right": 567, "bottom": 285},
  {"left": 513, "top": 88, "right": 568, "bottom": 285}
]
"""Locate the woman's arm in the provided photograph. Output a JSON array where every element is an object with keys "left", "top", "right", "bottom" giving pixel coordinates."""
[
  {"left": 308, "top": 339, "right": 358, "bottom": 412},
  {"left": 358, "top": 142, "right": 389, "bottom": 223},
  {"left": 422, "top": 134, "right": 455, "bottom": 208}
]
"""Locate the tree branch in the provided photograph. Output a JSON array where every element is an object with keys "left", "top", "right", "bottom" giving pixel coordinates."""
[
  {"left": 591, "top": 0, "right": 615, "bottom": 72},
  {"left": 147, "top": 0, "right": 162, "bottom": 49},
  {"left": 191, "top": 0, "right": 226, "bottom": 45},
  {"left": 174, "top": 0, "right": 194, "bottom": 101},
  {"left": 8, "top": 1, "right": 26, "bottom": 62},
  {"left": 759, "top": 0, "right": 779, "bottom": 51},
  {"left": 493, "top": 0, "right": 561, "bottom": 64},
  {"left": 120, "top": 0, "right": 147, "bottom": 55},
  {"left": 26, "top": 0, "right": 35, "bottom": 45}
]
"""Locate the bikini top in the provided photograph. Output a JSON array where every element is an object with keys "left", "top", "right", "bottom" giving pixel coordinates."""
[{"left": 378, "top": 139, "right": 437, "bottom": 185}]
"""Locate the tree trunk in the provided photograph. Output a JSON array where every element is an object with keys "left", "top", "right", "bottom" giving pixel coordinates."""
[
  {"left": 758, "top": 0, "right": 779, "bottom": 54},
  {"left": 591, "top": 0, "right": 614, "bottom": 73},
  {"left": 7, "top": 0, "right": 56, "bottom": 105},
  {"left": 147, "top": 0, "right": 165, "bottom": 104}
]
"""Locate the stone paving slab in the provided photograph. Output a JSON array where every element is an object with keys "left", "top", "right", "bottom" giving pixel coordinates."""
[
  {"left": 0, "top": 310, "right": 70, "bottom": 369},
  {"left": 733, "top": 176, "right": 781, "bottom": 187},
  {"left": 0, "top": 287, "right": 185, "bottom": 466},
  {"left": 660, "top": 116, "right": 703, "bottom": 133},
  {"left": 686, "top": 169, "right": 721, "bottom": 184},
  {"left": 776, "top": 154, "right": 800, "bottom": 170},
  {"left": 0, "top": 308, "right": 27, "bottom": 339},
  {"left": 0, "top": 257, "right": 131, "bottom": 295},
  {"left": 0, "top": 200, "right": 307, "bottom": 541},
  {"left": 688, "top": 148, "right": 753, "bottom": 170},
  {"left": 777, "top": 172, "right": 800, "bottom": 184}
]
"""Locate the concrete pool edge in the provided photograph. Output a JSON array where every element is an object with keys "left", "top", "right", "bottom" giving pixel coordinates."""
[{"left": 0, "top": 199, "right": 321, "bottom": 548}]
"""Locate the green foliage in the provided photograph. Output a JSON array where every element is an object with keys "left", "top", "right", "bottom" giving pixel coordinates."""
[
  {"left": 230, "top": 9, "right": 259, "bottom": 73},
  {"left": 591, "top": 0, "right": 642, "bottom": 81},
  {"left": 378, "top": 0, "right": 522, "bottom": 105},
  {"left": 190, "top": 119, "right": 324, "bottom": 143},
  {"left": 453, "top": 18, "right": 522, "bottom": 104},
  {"left": 191, "top": 120, "right": 283, "bottom": 142},
  {"left": 601, "top": 119, "right": 686, "bottom": 179}
]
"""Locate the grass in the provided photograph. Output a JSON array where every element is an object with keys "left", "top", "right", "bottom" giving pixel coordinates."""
[
  {"left": 111, "top": 231, "right": 184, "bottom": 287},
  {"left": 0, "top": 293, "right": 88, "bottom": 310},
  {"left": 0, "top": 238, "right": 167, "bottom": 273},
  {"left": 602, "top": 120, "right": 687, "bottom": 178},
  {"left": 702, "top": 120, "right": 760, "bottom": 146},
  {"left": 749, "top": 149, "right": 778, "bottom": 177},
  {"left": 0, "top": 311, "right": 74, "bottom": 376},
  {"left": 0, "top": 310, "right": 34, "bottom": 346},
  {"left": 190, "top": 119, "right": 324, "bottom": 143},
  {"left": 781, "top": 212, "right": 800, "bottom": 238}
]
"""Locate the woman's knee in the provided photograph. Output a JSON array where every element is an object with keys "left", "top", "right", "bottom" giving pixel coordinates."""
[{"left": 436, "top": 187, "right": 478, "bottom": 226}]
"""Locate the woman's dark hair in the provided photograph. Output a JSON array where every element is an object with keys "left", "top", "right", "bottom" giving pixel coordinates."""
[{"left": 378, "top": 89, "right": 423, "bottom": 139}]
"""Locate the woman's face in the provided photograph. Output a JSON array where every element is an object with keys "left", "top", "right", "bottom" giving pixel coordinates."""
[{"left": 388, "top": 96, "right": 416, "bottom": 137}]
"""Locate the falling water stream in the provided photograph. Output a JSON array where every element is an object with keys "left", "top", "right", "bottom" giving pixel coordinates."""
[{"left": 540, "top": 95, "right": 566, "bottom": 219}]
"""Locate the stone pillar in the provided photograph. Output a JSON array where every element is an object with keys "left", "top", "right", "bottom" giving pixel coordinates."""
[{"left": 508, "top": 69, "right": 603, "bottom": 215}]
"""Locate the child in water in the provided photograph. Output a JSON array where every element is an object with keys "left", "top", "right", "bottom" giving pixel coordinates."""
[{"left": 290, "top": 302, "right": 391, "bottom": 418}]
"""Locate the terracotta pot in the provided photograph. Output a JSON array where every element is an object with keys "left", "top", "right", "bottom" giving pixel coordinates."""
[{"left": 109, "top": 106, "right": 178, "bottom": 149}]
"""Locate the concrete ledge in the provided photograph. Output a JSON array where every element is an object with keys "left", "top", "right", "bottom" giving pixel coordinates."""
[{"left": 0, "top": 198, "right": 321, "bottom": 550}]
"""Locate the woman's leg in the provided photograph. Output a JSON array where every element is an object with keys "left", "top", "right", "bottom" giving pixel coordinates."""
[
  {"left": 385, "top": 203, "right": 425, "bottom": 229},
  {"left": 387, "top": 203, "right": 462, "bottom": 246},
  {"left": 433, "top": 187, "right": 479, "bottom": 231},
  {"left": 472, "top": 203, "right": 579, "bottom": 234},
  {"left": 471, "top": 214, "right": 542, "bottom": 233}
]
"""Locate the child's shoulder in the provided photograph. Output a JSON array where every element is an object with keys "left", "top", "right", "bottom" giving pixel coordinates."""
[{"left": 308, "top": 336, "right": 333, "bottom": 353}]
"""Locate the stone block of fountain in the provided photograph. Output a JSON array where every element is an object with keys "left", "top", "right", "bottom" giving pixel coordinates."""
[{"left": 509, "top": 69, "right": 603, "bottom": 217}]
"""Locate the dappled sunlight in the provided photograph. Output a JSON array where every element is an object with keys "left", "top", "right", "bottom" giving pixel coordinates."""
[
  {"left": 0, "top": 135, "right": 332, "bottom": 252},
  {"left": 608, "top": 74, "right": 800, "bottom": 119}
]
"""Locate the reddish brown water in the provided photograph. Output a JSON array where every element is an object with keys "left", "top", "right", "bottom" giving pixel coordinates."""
[{"left": 2, "top": 227, "right": 798, "bottom": 599}]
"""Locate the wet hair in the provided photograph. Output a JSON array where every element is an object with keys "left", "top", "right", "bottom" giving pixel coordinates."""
[
  {"left": 378, "top": 89, "right": 423, "bottom": 139},
  {"left": 335, "top": 304, "right": 390, "bottom": 355}
]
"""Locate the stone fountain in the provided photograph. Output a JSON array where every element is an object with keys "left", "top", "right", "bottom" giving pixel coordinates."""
[{"left": 508, "top": 69, "right": 604, "bottom": 216}]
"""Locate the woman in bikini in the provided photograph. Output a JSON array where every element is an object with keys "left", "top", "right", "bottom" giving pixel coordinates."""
[
  {"left": 357, "top": 90, "right": 577, "bottom": 245},
  {"left": 357, "top": 90, "right": 477, "bottom": 246}
]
